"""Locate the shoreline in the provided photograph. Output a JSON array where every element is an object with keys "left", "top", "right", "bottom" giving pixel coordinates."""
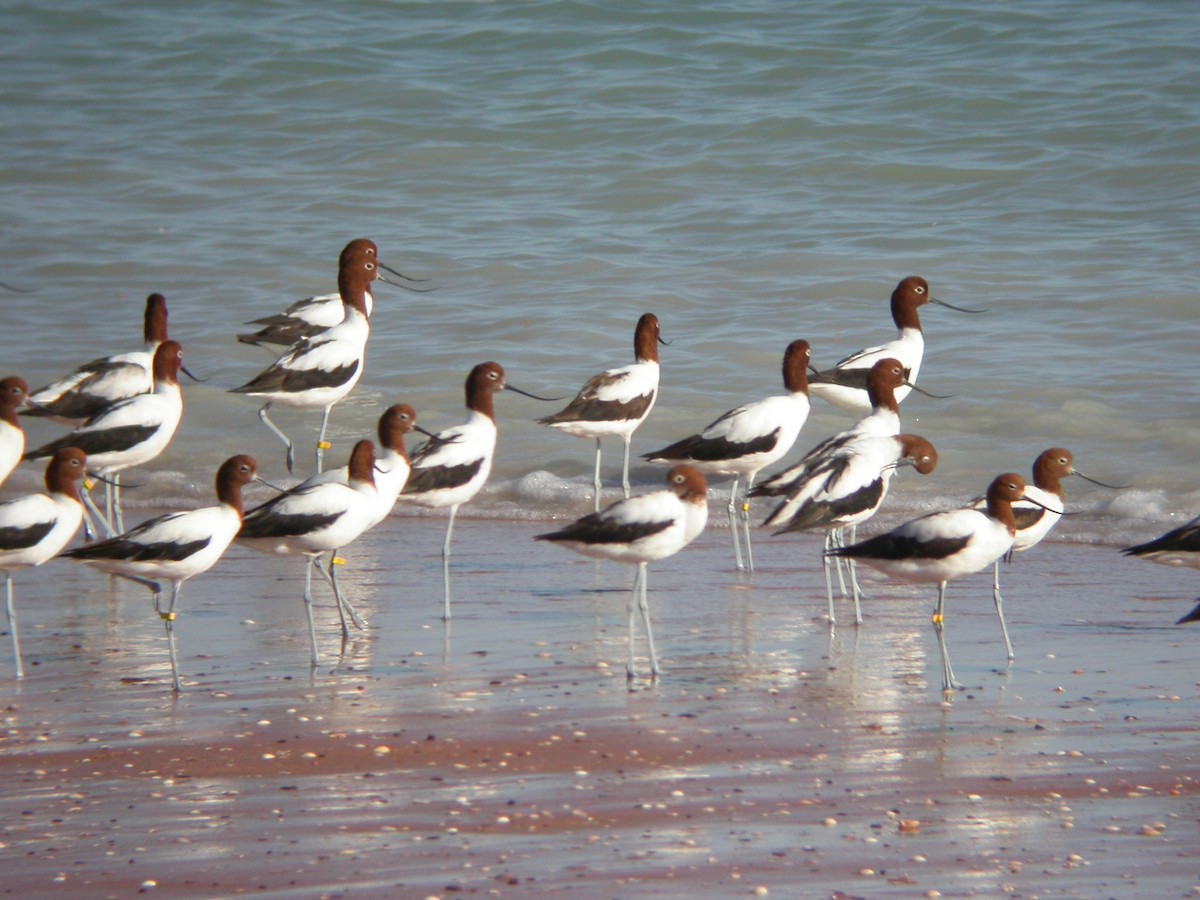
[{"left": 1, "top": 514, "right": 1198, "bottom": 897}]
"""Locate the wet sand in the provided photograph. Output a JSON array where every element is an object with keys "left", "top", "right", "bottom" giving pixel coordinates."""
[{"left": 2, "top": 509, "right": 1199, "bottom": 898}]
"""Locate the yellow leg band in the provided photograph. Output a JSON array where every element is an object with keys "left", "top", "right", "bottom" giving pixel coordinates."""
[
  {"left": 160, "top": 612, "right": 176, "bottom": 622},
  {"left": 317, "top": 441, "right": 332, "bottom": 450},
  {"left": 931, "top": 613, "right": 943, "bottom": 625},
  {"left": 84, "top": 479, "right": 96, "bottom": 491},
  {"left": 332, "top": 556, "right": 346, "bottom": 566}
]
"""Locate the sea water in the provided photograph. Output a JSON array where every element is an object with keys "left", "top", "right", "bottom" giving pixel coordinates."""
[{"left": 2, "top": 1, "right": 1198, "bottom": 543}]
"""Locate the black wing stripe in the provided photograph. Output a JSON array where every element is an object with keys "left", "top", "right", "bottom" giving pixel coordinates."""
[
  {"left": 536, "top": 516, "right": 673, "bottom": 546},
  {"left": 403, "top": 460, "right": 483, "bottom": 495},
  {"left": 0, "top": 520, "right": 55, "bottom": 552}
]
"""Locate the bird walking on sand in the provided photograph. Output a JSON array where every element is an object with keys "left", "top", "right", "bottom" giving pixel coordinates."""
[
  {"left": 25, "top": 293, "right": 170, "bottom": 424},
  {"left": 24, "top": 341, "right": 187, "bottom": 534},
  {"left": 828, "top": 473, "right": 1029, "bottom": 693},
  {"left": 536, "top": 465, "right": 708, "bottom": 683},
  {"left": 763, "top": 433, "right": 939, "bottom": 625},
  {"left": 0, "top": 448, "right": 88, "bottom": 679},
  {"left": 60, "top": 454, "right": 260, "bottom": 692},
  {"left": 294, "top": 403, "right": 430, "bottom": 608},
  {"left": 0, "top": 377, "right": 30, "bottom": 487},
  {"left": 238, "top": 440, "right": 380, "bottom": 667},
  {"left": 975, "top": 448, "right": 1121, "bottom": 659},
  {"left": 643, "top": 339, "right": 811, "bottom": 572},
  {"left": 231, "top": 254, "right": 387, "bottom": 474},
  {"left": 808, "top": 277, "right": 984, "bottom": 413},
  {"left": 402, "top": 362, "right": 558, "bottom": 620},
  {"left": 539, "top": 313, "right": 666, "bottom": 511}
]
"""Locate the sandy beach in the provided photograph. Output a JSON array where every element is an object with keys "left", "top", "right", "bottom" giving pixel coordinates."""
[{"left": 2, "top": 509, "right": 1199, "bottom": 898}]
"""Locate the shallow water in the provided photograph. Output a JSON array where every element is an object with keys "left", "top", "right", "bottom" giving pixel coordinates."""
[
  {"left": 2, "top": 1, "right": 1199, "bottom": 542},
  {"left": 2, "top": 517, "right": 1199, "bottom": 895}
]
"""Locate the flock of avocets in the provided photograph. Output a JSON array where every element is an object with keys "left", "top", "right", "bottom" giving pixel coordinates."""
[{"left": 2, "top": 239, "right": 1197, "bottom": 695}]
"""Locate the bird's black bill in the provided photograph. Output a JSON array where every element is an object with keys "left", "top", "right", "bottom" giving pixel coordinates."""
[
  {"left": 415, "top": 424, "right": 445, "bottom": 441},
  {"left": 256, "top": 476, "right": 288, "bottom": 494},
  {"left": 377, "top": 265, "right": 437, "bottom": 293},
  {"left": 379, "top": 261, "right": 432, "bottom": 284},
  {"left": 1176, "top": 600, "right": 1200, "bottom": 625},
  {"left": 86, "top": 472, "right": 128, "bottom": 489},
  {"left": 181, "top": 365, "right": 209, "bottom": 383},
  {"left": 932, "top": 297, "right": 987, "bottom": 314},
  {"left": 506, "top": 385, "right": 565, "bottom": 402},
  {"left": 906, "top": 381, "right": 954, "bottom": 400},
  {"left": 1075, "top": 470, "right": 1130, "bottom": 490}
]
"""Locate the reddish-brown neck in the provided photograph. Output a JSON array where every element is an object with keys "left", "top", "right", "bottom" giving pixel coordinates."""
[
  {"left": 215, "top": 454, "right": 258, "bottom": 517},
  {"left": 347, "top": 440, "right": 377, "bottom": 487},
  {"left": 781, "top": 340, "right": 810, "bottom": 394},
  {"left": 0, "top": 376, "right": 28, "bottom": 427},
  {"left": 152, "top": 340, "right": 184, "bottom": 386},
  {"left": 633, "top": 313, "right": 661, "bottom": 364},
  {"left": 465, "top": 362, "right": 504, "bottom": 422},
  {"left": 865, "top": 359, "right": 904, "bottom": 414},
  {"left": 890, "top": 276, "right": 929, "bottom": 331},
  {"left": 985, "top": 473, "right": 1025, "bottom": 533},
  {"left": 377, "top": 404, "right": 417, "bottom": 457},
  {"left": 45, "top": 448, "right": 86, "bottom": 503},
  {"left": 337, "top": 258, "right": 375, "bottom": 318},
  {"left": 143, "top": 293, "right": 169, "bottom": 344},
  {"left": 1032, "top": 448, "right": 1072, "bottom": 498}
]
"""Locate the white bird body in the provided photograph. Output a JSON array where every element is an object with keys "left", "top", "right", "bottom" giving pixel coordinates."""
[
  {"left": 541, "top": 363, "right": 659, "bottom": 440},
  {"left": 232, "top": 255, "right": 381, "bottom": 473},
  {"left": 808, "top": 276, "right": 980, "bottom": 414},
  {"left": 753, "top": 357, "right": 905, "bottom": 501},
  {"left": 831, "top": 473, "right": 1026, "bottom": 692},
  {"left": 763, "top": 432, "right": 938, "bottom": 626},
  {"left": 846, "top": 505, "right": 1015, "bottom": 586},
  {"left": 402, "top": 410, "right": 496, "bottom": 511},
  {"left": 238, "top": 440, "right": 380, "bottom": 667},
  {"left": 540, "top": 486, "right": 700, "bottom": 566},
  {"left": 247, "top": 288, "right": 374, "bottom": 341},
  {"left": 540, "top": 313, "right": 665, "bottom": 508},
  {"left": 25, "top": 294, "right": 169, "bottom": 424},
  {"left": 971, "top": 448, "right": 1107, "bottom": 660},
  {"left": 644, "top": 339, "right": 811, "bottom": 571},
  {"left": 401, "top": 362, "right": 553, "bottom": 620},
  {"left": 536, "top": 465, "right": 708, "bottom": 681},
  {"left": 61, "top": 455, "right": 259, "bottom": 691},
  {"left": 235, "top": 307, "right": 369, "bottom": 412},
  {"left": 237, "top": 238, "right": 425, "bottom": 348},
  {"left": 0, "top": 489, "right": 85, "bottom": 572},
  {"left": 810, "top": 328, "right": 923, "bottom": 414},
  {"left": 0, "top": 377, "right": 29, "bottom": 487},
  {"left": 765, "top": 433, "right": 938, "bottom": 533},
  {"left": 24, "top": 341, "right": 185, "bottom": 477},
  {"left": 296, "top": 404, "right": 419, "bottom": 529},
  {"left": 238, "top": 473, "right": 378, "bottom": 558},
  {"left": 0, "top": 448, "right": 88, "bottom": 679},
  {"left": 65, "top": 504, "right": 242, "bottom": 584}
]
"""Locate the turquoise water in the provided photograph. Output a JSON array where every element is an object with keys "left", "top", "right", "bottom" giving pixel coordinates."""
[{"left": 2, "top": 1, "right": 1198, "bottom": 541}]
